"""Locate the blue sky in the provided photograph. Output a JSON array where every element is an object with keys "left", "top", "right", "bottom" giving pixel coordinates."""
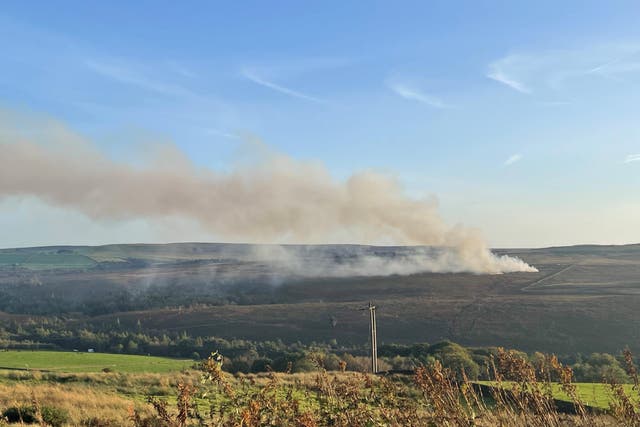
[{"left": 1, "top": 1, "right": 639, "bottom": 248}]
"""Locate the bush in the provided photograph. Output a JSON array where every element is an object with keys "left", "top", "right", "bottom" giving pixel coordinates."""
[
  {"left": 2, "top": 405, "right": 69, "bottom": 426},
  {"left": 427, "top": 341, "right": 480, "bottom": 380},
  {"left": 131, "top": 415, "right": 172, "bottom": 427},
  {"left": 3, "top": 405, "right": 37, "bottom": 423},
  {"left": 291, "top": 356, "right": 316, "bottom": 373},
  {"left": 81, "top": 416, "right": 121, "bottom": 426},
  {"left": 340, "top": 353, "right": 373, "bottom": 372},
  {"left": 251, "top": 357, "right": 273, "bottom": 372},
  {"left": 41, "top": 406, "right": 70, "bottom": 427},
  {"left": 321, "top": 353, "right": 343, "bottom": 371}
]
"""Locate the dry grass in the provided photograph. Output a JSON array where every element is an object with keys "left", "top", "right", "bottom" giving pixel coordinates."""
[
  {"left": 0, "top": 382, "right": 149, "bottom": 425},
  {"left": 7, "top": 349, "right": 640, "bottom": 426},
  {"left": 0, "top": 370, "right": 202, "bottom": 425},
  {"left": 131, "top": 350, "right": 625, "bottom": 427}
]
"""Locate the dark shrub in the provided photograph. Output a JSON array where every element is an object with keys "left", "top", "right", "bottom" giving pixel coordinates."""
[
  {"left": 251, "top": 357, "right": 273, "bottom": 372},
  {"left": 3, "top": 405, "right": 69, "bottom": 426},
  {"left": 81, "top": 416, "right": 121, "bottom": 426},
  {"left": 132, "top": 416, "right": 173, "bottom": 427},
  {"left": 3, "top": 405, "right": 37, "bottom": 423}
]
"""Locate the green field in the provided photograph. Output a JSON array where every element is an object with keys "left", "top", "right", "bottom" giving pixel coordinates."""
[
  {"left": 0, "top": 251, "right": 96, "bottom": 270},
  {"left": 551, "top": 383, "right": 632, "bottom": 409},
  {"left": 478, "top": 381, "right": 639, "bottom": 410},
  {"left": 0, "top": 351, "right": 194, "bottom": 373}
]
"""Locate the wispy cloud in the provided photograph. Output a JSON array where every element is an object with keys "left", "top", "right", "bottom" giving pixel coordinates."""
[
  {"left": 487, "top": 44, "right": 640, "bottom": 94},
  {"left": 487, "top": 61, "right": 532, "bottom": 94},
  {"left": 588, "top": 57, "right": 640, "bottom": 76},
  {"left": 389, "top": 83, "right": 451, "bottom": 109},
  {"left": 86, "top": 60, "right": 198, "bottom": 98},
  {"left": 241, "top": 68, "right": 325, "bottom": 103},
  {"left": 204, "top": 128, "right": 240, "bottom": 139},
  {"left": 504, "top": 154, "right": 523, "bottom": 166},
  {"left": 624, "top": 154, "right": 640, "bottom": 163}
]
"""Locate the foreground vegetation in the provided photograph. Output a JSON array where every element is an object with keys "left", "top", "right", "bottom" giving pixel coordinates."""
[
  {"left": 126, "top": 348, "right": 640, "bottom": 426},
  {"left": 4, "top": 349, "right": 640, "bottom": 425}
]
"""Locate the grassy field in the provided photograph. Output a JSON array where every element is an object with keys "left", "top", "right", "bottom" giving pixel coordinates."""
[
  {"left": 0, "top": 252, "right": 96, "bottom": 270},
  {"left": 477, "top": 381, "right": 638, "bottom": 410},
  {"left": 552, "top": 382, "right": 637, "bottom": 409},
  {"left": 0, "top": 351, "right": 194, "bottom": 373}
]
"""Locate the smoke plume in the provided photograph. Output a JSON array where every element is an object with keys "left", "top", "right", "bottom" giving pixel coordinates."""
[{"left": 0, "top": 114, "right": 536, "bottom": 274}]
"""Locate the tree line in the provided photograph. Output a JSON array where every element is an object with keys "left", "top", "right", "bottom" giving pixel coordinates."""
[{"left": 0, "top": 317, "right": 631, "bottom": 382}]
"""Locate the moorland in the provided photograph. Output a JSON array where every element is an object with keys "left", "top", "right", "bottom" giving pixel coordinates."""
[{"left": 1, "top": 242, "right": 639, "bottom": 354}]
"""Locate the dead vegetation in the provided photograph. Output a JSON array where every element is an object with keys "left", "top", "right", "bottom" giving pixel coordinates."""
[
  {"left": 127, "top": 349, "right": 640, "bottom": 426},
  {"left": 6, "top": 348, "right": 640, "bottom": 425},
  {"left": 0, "top": 382, "right": 148, "bottom": 425}
]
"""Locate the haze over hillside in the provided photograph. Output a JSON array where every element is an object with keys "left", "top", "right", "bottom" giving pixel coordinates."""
[{"left": 1, "top": 242, "right": 639, "bottom": 353}]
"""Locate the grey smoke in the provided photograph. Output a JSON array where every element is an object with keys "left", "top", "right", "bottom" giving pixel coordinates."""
[{"left": 0, "top": 114, "right": 536, "bottom": 274}]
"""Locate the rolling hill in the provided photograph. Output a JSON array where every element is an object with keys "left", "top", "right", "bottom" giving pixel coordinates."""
[{"left": 1, "top": 242, "right": 639, "bottom": 353}]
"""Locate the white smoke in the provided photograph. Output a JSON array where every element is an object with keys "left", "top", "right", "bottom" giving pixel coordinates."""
[
  {"left": 249, "top": 245, "right": 536, "bottom": 277},
  {"left": 0, "top": 112, "right": 537, "bottom": 274}
]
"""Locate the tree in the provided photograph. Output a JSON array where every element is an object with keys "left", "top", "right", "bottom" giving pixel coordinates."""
[
  {"left": 427, "top": 341, "right": 480, "bottom": 380},
  {"left": 126, "top": 340, "right": 139, "bottom": 354}
]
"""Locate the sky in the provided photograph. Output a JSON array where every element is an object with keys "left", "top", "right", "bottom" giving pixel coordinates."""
[{"left": 1, "top": 0, "right": 639, "bottom": 248}]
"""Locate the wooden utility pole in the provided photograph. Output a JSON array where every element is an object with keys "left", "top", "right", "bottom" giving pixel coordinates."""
[
  {"left": 359, "top": 301, "right": 378, "bottom": 373},
  {"left": 367, "top": 301, "right": 378, "bottom": 373}
]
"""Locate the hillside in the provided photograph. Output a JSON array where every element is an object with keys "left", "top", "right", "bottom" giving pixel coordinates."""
[{"left": 1, "top": 242, "right": 640, "bottom": 353}]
